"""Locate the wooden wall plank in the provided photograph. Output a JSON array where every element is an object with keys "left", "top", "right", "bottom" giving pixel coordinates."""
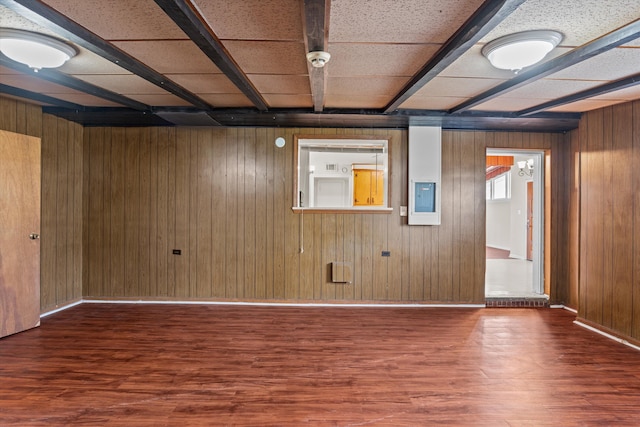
[
  {"left": 40, "top": 114, "right": 57, "bottom": 308},
  {"left": 174, "top": 128, "right": 190, "bottom": 298},
  {"left": 211, "top": 128, "right": 227, "bottom": 298},
  {"left": 458, "top": 131, "right": 477, "bottom": 302},
  {"left": 244, "top": 128, "right": 257, "bottom": 299},
  {"left": 109, "top": 128, "right": 125, "bottom": 297},
  {"left": 601, "top": 107, "right": 614, "bottom": 329},
  {"left": 86, "top": 128, "right": 103, "bottom": 297},
  {"left": 124, "top": 129, "right": 140, "bottom": 297},
  {"left": 196, "top": 129, "right": 213, "bottom": 298},
  {"left": 138, "top": 128, "right": 151, "bottom": 297},
  {"left": 633, "top": 100, "right": 640, "bottom": 339},
  {"left": 254, "top": 128, "right": 268, "bottom": 299},
  {"left": 611, "top": 103, "right": 633, "bottom": 336}
]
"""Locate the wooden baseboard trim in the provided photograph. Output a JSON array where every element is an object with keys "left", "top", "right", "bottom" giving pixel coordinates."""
[
  {"left": 40, "top": 299, "right": 83, "bottom": 318},
  {"left": 81, "top": 298, "right": 486, "bottom": 308},
  {"left": 574, "top": 317, "right": 640, "bottom": 352}
]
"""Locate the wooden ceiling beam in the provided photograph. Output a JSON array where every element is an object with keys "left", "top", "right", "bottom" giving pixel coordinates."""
[
  {"left": 0, "top": 0, "right": 219, "bottom": 118},
  {"left": 383, "top": 0, "right": 527, "bottom": 114},
  {"left": 154, "top": 0, "right": 268, "bottom": 111},
  {"left": 303, "top": 0, "right": 330, "bottom": 112},
  {"left": 451, "top": 19, "right": 640, "bottom": 114}
]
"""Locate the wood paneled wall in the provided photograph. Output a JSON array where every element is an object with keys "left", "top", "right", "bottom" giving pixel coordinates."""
[
  {"left": 83, "top": 126, "right": 569, "bottom": 304},
  {"left": 578, "top": 101, "right": 640, "bottom": 341},
  {"left": 0, "top": 96, "right": 83, "bottom": 312}
]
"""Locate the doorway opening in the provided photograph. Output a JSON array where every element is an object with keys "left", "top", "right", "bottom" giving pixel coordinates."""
[{"left": 485, "top": 149, "right": 545, "bottom": 299}]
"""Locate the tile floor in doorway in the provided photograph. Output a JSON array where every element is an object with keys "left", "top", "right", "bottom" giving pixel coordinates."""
[{"left": 485, "top": 257, "right": 539, "bottom": 298}]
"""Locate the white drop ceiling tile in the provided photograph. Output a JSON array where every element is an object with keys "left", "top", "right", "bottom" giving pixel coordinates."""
[
  {"left": 249, "top": 75, "right": 310, "bottom": 95},
  {"left": 327, "top": 76, "right": 409, "bottom": 96},
  {"left": 481, "top": 0, "right": 640, "bottom": 46},
  {"left": 549, "top": 99, "right": 628, "bottom": 113},
  {"left": 41, "top": 0, "right": 187, "bottom": 40},
  {"left": 42, "top": 93, "right": 123, "bottom": 107},
  {"left": 198, "top": 94, "right": 254, "bottom": 108},
  {"left": 325, "top": 94, "right": 392, "bottom": 109},
  {"left": 1, "top": 74, "right": 82, "bottom": 94},
  {"left": 125, "top": 94, "right": 193, "bottom": 107},
  {"left": 327, "top": 43, "right": 441, "bottom": 77},
  {"left": 75, "top": 74, "right": 167, "bottom": 94},
  {"left": 0, "top": 5, "right": 59, "bottom": 36},
  {"left": 264, "top": 94, "right": 312, "bottom": 108},
  {"left": 223, "top": 41, "right": 308, "bottom": 75},
  {"left": 399, "top": 96, "right": 469, "bottom": 110},
  {"left": 409, "top": 77, "right": 507, "bottom": 98},
  {"left": 330, "top": 0, "right": 485, "bottom": 43},
  {"left": 590, "top": 85, "right": 640, "bottom": 101},
  {"left": 59, "top": 46, "right": 132, "bottom": 75},
  {"left": 193, "top": 0, "right": 303, "bottom": 41},
  {"left": 550, "top": 47, "right": 640, "bottom": 81},
  {"left": 471, "top": 97, "right": 552, "bottom": 112},
  {"left": 165, "top": 74, "right": 242, "bottom": 94},
  {"left": 112, "top": 41, "right": 221, "bottom": 74},
  {"left": 500, "top": 79, "right": 601, "bottom": 99}
]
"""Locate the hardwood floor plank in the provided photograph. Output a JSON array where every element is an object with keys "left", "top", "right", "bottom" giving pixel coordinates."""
[{"left": 2, "top": 305, "right": 640, "bottom": 426}]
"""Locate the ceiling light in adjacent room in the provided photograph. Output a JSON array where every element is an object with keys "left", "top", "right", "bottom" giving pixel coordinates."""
[
  {"left": 482, "top": 30, "right": 562, "bottom": 71},
  {"left": 0, "top": 29, "right": 77, "bottom": 71}
]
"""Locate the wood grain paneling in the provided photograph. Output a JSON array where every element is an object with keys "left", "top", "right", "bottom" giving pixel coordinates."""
[
  {"left": 82, "top": 127, "right": 568, "bottom": 304},
  {"left": 577, "top": 99, "right": 640, "bottom": 342},
  {"left": 0, "top": 96, "right": 83, "bottom": 313}
]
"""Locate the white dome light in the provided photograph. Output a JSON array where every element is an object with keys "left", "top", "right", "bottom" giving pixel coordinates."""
[
  {"left": 0, "top": 29, "right": 76, "bottom": 71},
  {"left": 482, "top": 30, "right": 562, "bottom": 71}
]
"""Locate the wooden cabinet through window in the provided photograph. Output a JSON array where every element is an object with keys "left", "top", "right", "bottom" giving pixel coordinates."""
[{"left": 353, "top": 169, "right": 384, "bottom": 206}]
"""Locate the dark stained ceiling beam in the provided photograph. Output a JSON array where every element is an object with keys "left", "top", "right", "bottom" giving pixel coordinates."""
[
  {"left": 383, "top": 0, "right": 527, "bottom": 114},
  {"left": 41, "top": 105, "right": 579, "bottom": 132},
  {"left": 303, "top": 0, "right": 329, "bottom": 112},
  {"left": 0, "top": 0, "right": 219, "bottom": 116},
  {"left": 153, "top": 0, "right": 269, "bottom": 111},
  {"left": 0, "top": 57, "right": 150, "bottom": 110},
  {"left": 518, "top": 73, "right": 640, "bottom": 116},
  {"left": 0, "top": 83, "right": 84, "bottom": 110},
  {"left": 451, "top": 19, "right": 640, "bottom": 114}
]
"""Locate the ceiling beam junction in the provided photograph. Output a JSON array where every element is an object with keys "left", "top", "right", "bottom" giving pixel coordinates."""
[
  {"left": 450, "top": 19, "right": 640, "bottom": 113},
  {"left": 383, "top": 0, "right": 528, "bottom": 114}
]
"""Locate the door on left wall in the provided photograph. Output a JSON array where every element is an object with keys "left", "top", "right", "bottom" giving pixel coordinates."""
[{"left": 0, "top": 130, "right": 41, "bottom": 339}]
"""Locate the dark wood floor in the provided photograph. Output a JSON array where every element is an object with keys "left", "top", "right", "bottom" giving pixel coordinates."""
[{"left": 1, "top": 304, "right": 640, "bottom": 426}]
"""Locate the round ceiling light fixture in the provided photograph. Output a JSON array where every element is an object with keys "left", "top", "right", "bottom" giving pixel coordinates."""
[
  {"left": 0, "top": 28, "right": 77, "bottom": 71},
  {"left": 482, "top": 30, "right": 562, "bottom": 71},
  {"left": 306, "top": 50, "right": 331, "bottom": 68}
]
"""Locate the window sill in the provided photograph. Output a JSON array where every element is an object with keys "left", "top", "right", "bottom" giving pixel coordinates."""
[{"left": 292, "top": 207, "right": 393, "bottom": 214}]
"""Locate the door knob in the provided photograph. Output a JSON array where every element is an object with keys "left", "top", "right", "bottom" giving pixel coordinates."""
[{"left": 29, "top": 233, "right": 40, "bottom": 240}]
